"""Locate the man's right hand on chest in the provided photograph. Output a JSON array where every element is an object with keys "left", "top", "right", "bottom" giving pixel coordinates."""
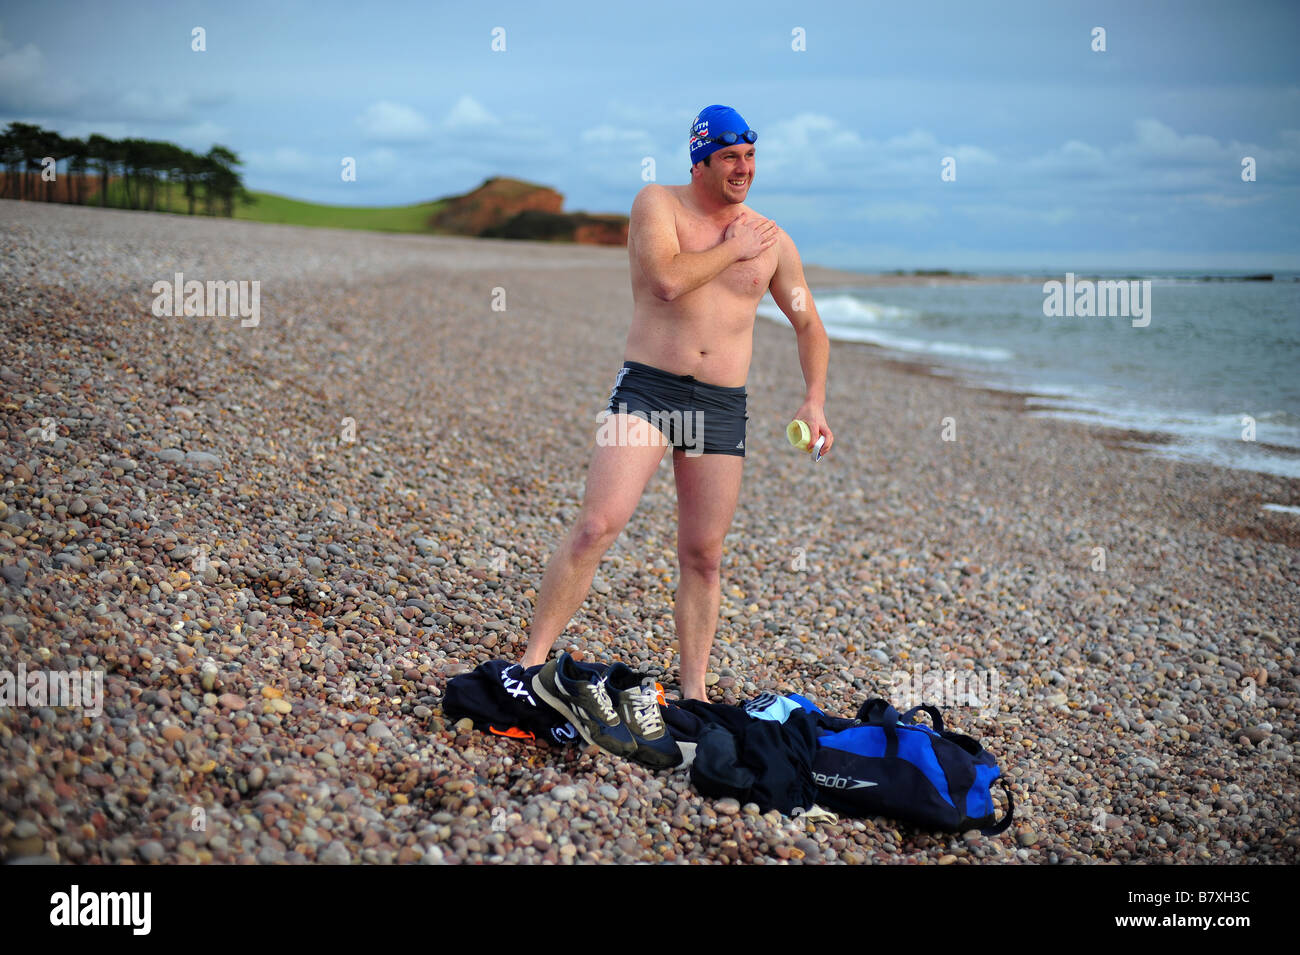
[{"left": 725, "top": 213, "right": 779, "bottom": 261}]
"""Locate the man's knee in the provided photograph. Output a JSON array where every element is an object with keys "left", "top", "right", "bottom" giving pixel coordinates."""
[
  {"left": 571, "top": 511, "right": 624, "bottom": 557},
  {"left": 678, "top": 539, "right": 724, "bottom": 578}
]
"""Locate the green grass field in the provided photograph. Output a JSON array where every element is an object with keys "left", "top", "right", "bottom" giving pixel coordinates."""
[
  {"left": 82, "top": 179, "right": 447, "bottom": 234},
  {"left": 232, "top": 191, "right": 447, "bottom": 233}
]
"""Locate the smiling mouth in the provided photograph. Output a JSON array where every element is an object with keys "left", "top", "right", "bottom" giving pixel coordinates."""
[{"left": 728, "top": 179, "right": 748, "bottom": 187}]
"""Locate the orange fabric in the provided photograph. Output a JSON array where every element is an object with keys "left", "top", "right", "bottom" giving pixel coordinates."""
[{"left": 488, "top": 725, "right": 536, "bottom": 740}]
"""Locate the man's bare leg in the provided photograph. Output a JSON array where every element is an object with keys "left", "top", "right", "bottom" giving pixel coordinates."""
[
  {"left": 671, "top": 450, "right": 744, "bottom": 700},
  {"left": 521, "top": 415, "right": 667, "bottom": 668}
]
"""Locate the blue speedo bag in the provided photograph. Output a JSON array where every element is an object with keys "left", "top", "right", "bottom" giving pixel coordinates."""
[{"left": 811, "top": 698, "right": 1015, "bottom": 835}]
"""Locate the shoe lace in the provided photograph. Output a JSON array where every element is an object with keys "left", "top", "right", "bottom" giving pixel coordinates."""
[
  {"left": 586, "top": 678, "right": 619, "bottom": 724},
  {"left": 629, "top": 682, "right": 663, "bottom": 734}
]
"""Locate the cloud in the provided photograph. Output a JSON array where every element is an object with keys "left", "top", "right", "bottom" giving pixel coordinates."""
[
  {"left": 1116, "top": 118, "right": 1228, "bottom": 165},
  {"left": 951, "top": 144, "right": 997, "bottom": 165},
  {"left": 1237, "top": 128, "right": 1300, "bottom": 179},
  {"left": 883, "top": 129, "right": 939, "bottom": 154},
  {"left": 0, "top": 26, "right": 229, "bottom": 124},
  {"left": 356, "top": 100, "right": 433, "bottom": 142},
  {"left": 1014, "top": 120, "right": 1300, "bottom": 197},
  {"left": 443, "top": 95, "right": 497, "bottom": 129},
  {"left": 0, "top": 32, "right": 84, "bottom": 113},
  {"left": 769, "top": 112, "right": 867, "bottom": 152},
  {"left": 757, "top": 113, "right": 997, "bottom": 189},
  {"left": 0, "top": 35, "right": 40, "bottom": 84},
  {"left": 1024, "top": 139, "right": 1109, "bottom": 179},
  {"left": 759, "top": 112, "right": 870, "bottom": 182}
]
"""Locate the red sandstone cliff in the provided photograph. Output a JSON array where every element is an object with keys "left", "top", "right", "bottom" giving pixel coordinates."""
[{"left": 429, "top": 177, "right": 628, "bottom": 246}]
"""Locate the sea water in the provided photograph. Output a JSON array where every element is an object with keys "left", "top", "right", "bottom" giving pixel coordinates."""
[{"left": 760, "top": 274, "right": 1300, "bottom": 478}]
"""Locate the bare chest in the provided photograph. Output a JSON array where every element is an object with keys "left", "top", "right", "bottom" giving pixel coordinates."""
[{"left": 675, "top": 212, "right": 777, "bottom": 300}]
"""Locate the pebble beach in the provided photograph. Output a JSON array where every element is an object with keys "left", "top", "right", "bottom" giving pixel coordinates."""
[{"left": 1, "top": 198, "right": 1297, "bottom": 865}]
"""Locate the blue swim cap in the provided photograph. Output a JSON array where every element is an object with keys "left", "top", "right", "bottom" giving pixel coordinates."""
[{"left": 689, "top": 105, "right": 752, "bottom": 166}]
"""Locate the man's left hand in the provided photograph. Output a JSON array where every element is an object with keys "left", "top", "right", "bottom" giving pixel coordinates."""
[{"left": 794, "top": 402, "right": 833, "bottom": 458}]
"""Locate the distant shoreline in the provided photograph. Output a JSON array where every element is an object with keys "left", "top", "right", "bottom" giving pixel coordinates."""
[
  {"left": 803, "top": 265, "right": 1296, "bottom": 286},
  {"left": 801, "top": 264, "right": 1033, "bottom": 287}
]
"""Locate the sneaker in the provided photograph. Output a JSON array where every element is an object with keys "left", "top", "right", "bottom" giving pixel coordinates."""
[
  {"left": 531, "top": 653, "right": 637, "bottom": 758},
  {"left": 605, "top": 663, "right": 682, "bottom": 769}
]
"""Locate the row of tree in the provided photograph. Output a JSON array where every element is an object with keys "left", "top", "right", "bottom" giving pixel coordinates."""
[{"left": 0, "top": 122, "right": 249, "bottom": 216}]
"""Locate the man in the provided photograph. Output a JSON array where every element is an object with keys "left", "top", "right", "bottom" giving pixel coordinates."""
[{"left": 522, "top": 104, "right": 832, "bottom": 716}]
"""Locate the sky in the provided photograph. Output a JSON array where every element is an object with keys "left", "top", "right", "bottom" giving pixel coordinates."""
[{"left": 2, "top": 0, "right": 1298, "bottom": 271}]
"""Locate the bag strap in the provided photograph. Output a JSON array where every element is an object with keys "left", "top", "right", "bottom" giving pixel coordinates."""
[
  {"left": 855, "top": 698, "right": 899, "bottom": 725},
  {"left": 900, "top": 703, "right": 945, "bottom": 734},
  {"left": 979, "top": 778, "right": 1015, "bottom": 836},
  {"left": 883, "top": 722, "right": 899, "bottom": 759}
]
